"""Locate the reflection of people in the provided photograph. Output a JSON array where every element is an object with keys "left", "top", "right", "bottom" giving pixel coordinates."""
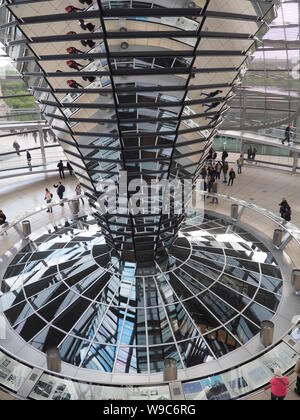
[
  {"left": 65, "top": 5, "right": 84, "bottom": 13},
  {"left": 26, "top": 150, "right": 32, "bottom": 171},
  {"left": 66, "top": 60, "right": 84, "bottom": 71},
  {"left": 75, "top": 184, "right": 84, "bottom": 205},
  {"left": 67, "top": 80, "right": 83, "bottom": 89},
  {"left": 13, "top": 140, "right": 21, "bottom": 156},
  {"left": 67, "top": 162, "right": 73, "bottom": 176},
  {"left": 282, "top": 124, "right": 291, "bottom": 145}
]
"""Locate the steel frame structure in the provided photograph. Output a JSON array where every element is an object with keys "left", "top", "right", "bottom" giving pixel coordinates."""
[{"left": 0, "top": 0, "right": 277, "bottom": 263}]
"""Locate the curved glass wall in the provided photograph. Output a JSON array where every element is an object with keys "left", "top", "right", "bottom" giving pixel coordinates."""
[
  {"left": 0, "top": 0, "right": 277, "bottom": 263},
  {"left": 226, "top": 0, "right": 300, "bottom": 129}
]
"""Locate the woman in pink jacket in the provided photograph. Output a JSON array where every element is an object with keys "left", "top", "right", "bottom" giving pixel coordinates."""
[{"left": 269, "top": 368, "right": 289, "bottom": 400}]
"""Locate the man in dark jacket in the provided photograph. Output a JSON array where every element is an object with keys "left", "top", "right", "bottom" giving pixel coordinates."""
[
  {"left": 228, "top": 168, "right": 236, "bottom": 186},
  {"left": 57, "top": 160, "right": 65, "bottom": 179},
  {"left": 53, "top": 182, "right": 66, "bottom": 206},
  {"left": 279, "top": 198, "right": 291, "bottom": 221},
  {"left": 222, "top": 150, "right": 228, "bottom": 166}
]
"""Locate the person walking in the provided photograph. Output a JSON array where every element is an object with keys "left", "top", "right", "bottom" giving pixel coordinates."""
[
  {"left": 66, "top": 59, "right": 85, "bottom": 71},
  {"left": 67, "top": 79, "right": 84, "bottom": 89},
  {"left": 203, "top": 100, "right": 223, "bottom": 112},
  {"left": 44, "top": 188, "right": 53, "bottom": 213},
  {"left": 269, "top": 369, "right": 289, "bottom": 400},
  {"left": 222, "top": 161, "right": 229, "bottom": 183},
  {"left": 282, "top": 124, "right": 291, "bottom": 145},
  {"left": 26, "top": 150, "right": 32, "bottom": 171},
  {"left": 295, "top": 357, "right": 300, "bottom": 396},
  {"left": 201, "top": 90, "right": 223, "bottom": 99},
  {"left": 67, "top": 162, "right": 73, "bottom": 176},
  {"left": 228, "top": 168, "right": 236, "bottom": 186},
  {"left": 53, "top": 182, "right": 66, "bottom": 206},
  {"left": 57, "top": 160, "right": 65, "bottom": 179},
  {"left": 13, "top": 140, "right": 21, "bottom": 156},
  {"left": 237, "top": 154, "right": 244, "bottom": 174},
  {"left": 75, "top": 183, "right": 84, "bottom": 205},
  {"left": 210, "top": 179, "right": 218, "bottom": 204}
]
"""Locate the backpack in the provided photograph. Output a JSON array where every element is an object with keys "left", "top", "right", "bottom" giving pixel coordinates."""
[{"left": 61, "top": 186, "right": 65, "bottom": 193}]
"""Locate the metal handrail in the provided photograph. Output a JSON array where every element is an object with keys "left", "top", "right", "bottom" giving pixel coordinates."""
[
  {"left": 0, "top": 195, "right": 86, "bottom": 236},
  {"left": 197, "top": 191, "right": 300, "bottom": 247}
]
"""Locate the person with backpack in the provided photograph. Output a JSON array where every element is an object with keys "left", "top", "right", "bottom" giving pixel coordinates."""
[
  {"left": 228, "top": 168, "right": 236, "bottom": 186},
  {"left": 268, "top": 369, "right": 289, "bottom": 400},
  {"left": 45, "top": 188, "right": 53, "bottom": 213},
  {"left": 53, "top": 182, "right": 66, "bottom": 206}
]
